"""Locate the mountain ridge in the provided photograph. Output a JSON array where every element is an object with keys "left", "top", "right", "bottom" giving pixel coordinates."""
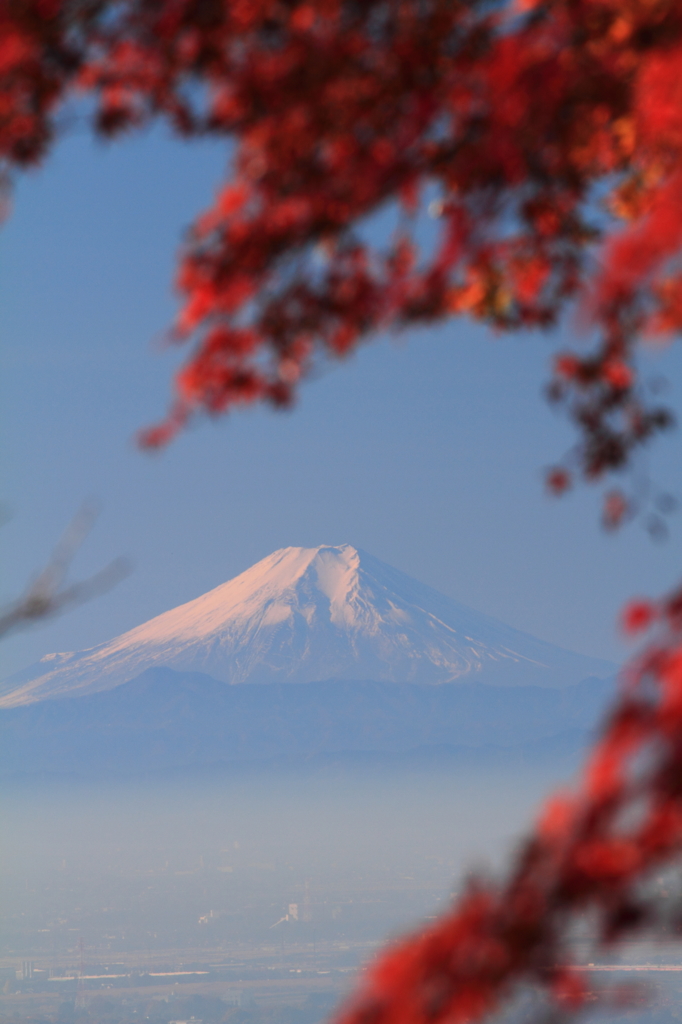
[{"left": 0, "top": 667, "right": 615, "bottom": 779}]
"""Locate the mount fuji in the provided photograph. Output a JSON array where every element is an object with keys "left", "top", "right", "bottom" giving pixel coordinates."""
[{"left": 0, "top": 545, "right": 613, "bottom": 709}]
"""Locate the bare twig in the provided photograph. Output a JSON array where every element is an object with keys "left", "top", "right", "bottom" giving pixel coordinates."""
[{"left": 0, "top": 504, "right": 131, "bottom": 640}]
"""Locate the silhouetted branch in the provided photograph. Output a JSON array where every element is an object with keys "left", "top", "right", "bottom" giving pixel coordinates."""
[{"left": 0, "top": 504, "right": 131, "bottom": 640}]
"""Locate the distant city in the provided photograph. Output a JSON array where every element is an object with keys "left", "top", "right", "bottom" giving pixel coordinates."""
[{"left": 0, "top": 840, "right": 452, "bottom": 1024}]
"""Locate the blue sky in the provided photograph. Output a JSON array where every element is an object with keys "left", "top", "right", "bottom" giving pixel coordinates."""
[{"left": 2, "top": 124, "right": 682, "bottom": 678}]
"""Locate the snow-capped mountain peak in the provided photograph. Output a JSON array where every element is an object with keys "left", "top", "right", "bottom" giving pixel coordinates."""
[{"left": 0, "top": 545, "right": 614, "bottom": 707}]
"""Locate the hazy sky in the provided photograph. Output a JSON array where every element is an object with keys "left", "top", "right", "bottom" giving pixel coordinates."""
[{"left": 2, "top": 125, "right": 682, "bottom": 678}]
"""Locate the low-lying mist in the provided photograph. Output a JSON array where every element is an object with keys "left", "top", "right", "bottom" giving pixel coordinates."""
[{"left": 1, "top": 757, "right": 574, "bottom": 958}]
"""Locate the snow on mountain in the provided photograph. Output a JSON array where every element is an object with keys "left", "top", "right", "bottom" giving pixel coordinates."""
[{"left": 0, "top": 545, "right": 614, "bottom": 707}]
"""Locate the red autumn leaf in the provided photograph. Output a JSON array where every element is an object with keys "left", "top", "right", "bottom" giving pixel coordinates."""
[
  {"left": 602, "top": 361, "right": 633, "bottom": 391},
  {"left": 554, "top": 355, "right": 580, "bottom": 380},
  {"left": 621, "top": 600, "right": 655, "bottom": 635},
  {"left": 552, "top": 969, "right": 588, "bottom": 1009},
  {"left": 546, "top": 468, "right": 571, "bottom": 495}
]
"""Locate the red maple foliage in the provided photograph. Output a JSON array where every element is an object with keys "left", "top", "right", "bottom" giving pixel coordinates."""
[
  {"left": 2, "top": 0, "right": 680, "bottom": 487},
  {"left": 4, "top": 3, "right": 682, "bottom": 1023}
]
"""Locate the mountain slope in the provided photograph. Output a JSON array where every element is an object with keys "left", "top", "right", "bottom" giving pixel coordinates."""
[
  {"left": 0, "top": 668, "right": 615, "bottom": 778},
  {"left": 0, "top": 545, "right": 614, "bottom": 707}
]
